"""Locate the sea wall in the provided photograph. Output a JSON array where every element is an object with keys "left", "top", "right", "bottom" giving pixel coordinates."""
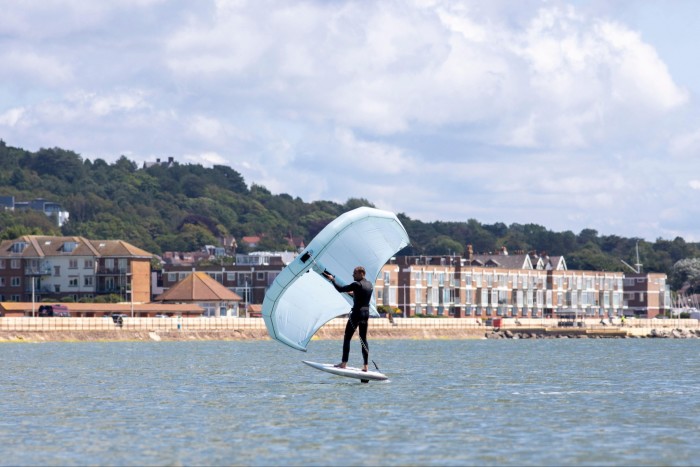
[{"left": 0, "top": 317, "right": 698, "bottom": 342}]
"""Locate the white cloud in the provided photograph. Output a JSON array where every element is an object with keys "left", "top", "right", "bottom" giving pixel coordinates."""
[
  {"left": 0, "top": 108, "right": 26, "bottom": 127},
  {"left": 690, "top": 180, "right": 700, "bottom": 190},
  {"left": 1, "top": 0, "right": 699, "bottom": 241}
]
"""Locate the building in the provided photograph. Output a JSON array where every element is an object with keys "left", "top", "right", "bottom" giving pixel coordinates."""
[
  {"left": 0, "top": 196, "right": 70, "bottom": 227},
  {"left": 155, "top": 271, "right": 242, "bottom": 317},
  {"left": 0, "top": 235, "right": 152, "bottom": 304},
  {"left": 377, "top": 252, "right": 638, "bottom": 319},
  {"left": 156, "top": 252, "right": 294, "bottom": 306},
  {"left": 623, "top": 272, "right": 671, "bottom": 318}
]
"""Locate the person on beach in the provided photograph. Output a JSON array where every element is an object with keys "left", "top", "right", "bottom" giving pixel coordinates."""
[{"left": 323, "top": 266, "right": 373, "bottom": 372}]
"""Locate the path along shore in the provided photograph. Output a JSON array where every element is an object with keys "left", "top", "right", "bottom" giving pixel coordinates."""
[{"left": 1, "top": 317, "right": 698, "bottom": 342}]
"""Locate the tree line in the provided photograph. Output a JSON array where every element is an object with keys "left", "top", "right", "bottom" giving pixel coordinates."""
[{"left": 1, "top": 140, "right": 699, "bottom": 292}]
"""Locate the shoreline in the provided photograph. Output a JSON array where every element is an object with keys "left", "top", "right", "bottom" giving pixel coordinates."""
[{"left": 2, "top": 326, "right": 699, "bottom": 342}]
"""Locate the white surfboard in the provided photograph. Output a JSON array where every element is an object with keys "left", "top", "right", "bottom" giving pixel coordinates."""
[{"left": 303, "top": 361, "right": 388, "bottom": 381}]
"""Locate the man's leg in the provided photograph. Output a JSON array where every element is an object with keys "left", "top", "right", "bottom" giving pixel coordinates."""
[
  {"left": 337, "top": 318, "right": 356, "bottom": 368},
  {"left": 358, "top": 320, "right": 369, "bottom": 371}
]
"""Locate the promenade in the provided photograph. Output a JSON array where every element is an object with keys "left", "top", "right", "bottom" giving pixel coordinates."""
[{"left": 1, "top": 317, "right": 698, "bottom": 342}]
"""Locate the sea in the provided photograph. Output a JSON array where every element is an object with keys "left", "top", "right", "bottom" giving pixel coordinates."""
[{"left": 1, "top": 338, "right": 698, "bottom": 466}]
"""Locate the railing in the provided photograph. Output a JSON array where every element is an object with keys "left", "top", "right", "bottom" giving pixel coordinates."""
[{"left": 0, "top": 317, "right": 696, "bottom": 333}]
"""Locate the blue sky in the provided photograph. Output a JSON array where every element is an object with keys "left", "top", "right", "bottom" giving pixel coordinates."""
[{"left": 2, "top": 0, "right": 700, "bottom": 241}]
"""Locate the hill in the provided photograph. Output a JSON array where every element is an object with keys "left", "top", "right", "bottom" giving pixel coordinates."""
[{"left": 1, "top": 140, "right": 699, "bottom": 285}]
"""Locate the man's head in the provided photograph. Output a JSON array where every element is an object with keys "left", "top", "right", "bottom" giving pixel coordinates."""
[{"left": 353, "top": 266, "right": 366, "bottom": 280}]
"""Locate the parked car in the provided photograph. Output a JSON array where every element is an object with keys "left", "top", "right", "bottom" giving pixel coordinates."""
[
  {"left": 111, "top": 313, "right": 128, "bottom": 323},
  {"left": 38, "top": 304, "right": 71, "bottom": 317}
]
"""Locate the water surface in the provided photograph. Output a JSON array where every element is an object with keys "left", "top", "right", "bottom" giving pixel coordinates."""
[{"left": 1, "top": 339, "right": 698, "bottom": 466}]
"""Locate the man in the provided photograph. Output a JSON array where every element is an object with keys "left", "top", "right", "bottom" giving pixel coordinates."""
[{"left": 323, "top": 266, "right": 373, "bottom": 372}]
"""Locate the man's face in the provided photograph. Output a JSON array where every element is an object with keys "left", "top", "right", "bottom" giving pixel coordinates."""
[{"left": 353, "top": 269, "right": 364, "bottom": 280}]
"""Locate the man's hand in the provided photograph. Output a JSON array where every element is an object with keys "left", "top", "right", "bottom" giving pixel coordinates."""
[{"left": 323, "top": 271, "right": 334, "bottom": 281}]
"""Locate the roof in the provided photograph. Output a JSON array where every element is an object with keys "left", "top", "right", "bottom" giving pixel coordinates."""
[
  {"left": 155, "top": 271, "right": 242, "bottom": 302},
  {"left": 0, "top": 302, "right": 203, "bottom": 314},
  {"left": 470, "top": 254, "right": 533, "bottom": 269},
  {"left": 0, "top": 235, "right": 152, "bottom": 259}
]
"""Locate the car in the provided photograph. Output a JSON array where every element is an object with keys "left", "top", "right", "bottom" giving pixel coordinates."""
[{"left": 38, "top": 304, "right": 71, "bottom": 317}]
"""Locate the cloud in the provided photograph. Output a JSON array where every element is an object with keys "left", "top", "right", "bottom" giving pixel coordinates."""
[{"left": 1, "top": 0, "right": 699, "bottom": 241}]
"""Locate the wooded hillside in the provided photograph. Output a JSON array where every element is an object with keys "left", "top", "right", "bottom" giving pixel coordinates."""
[{"left": 2, "top": 140, "right": 699, "bottom": 289}]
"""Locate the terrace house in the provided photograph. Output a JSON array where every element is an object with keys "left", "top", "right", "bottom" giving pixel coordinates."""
[{"left": 0, "top": 236, "right": 152, "bottom": 303}]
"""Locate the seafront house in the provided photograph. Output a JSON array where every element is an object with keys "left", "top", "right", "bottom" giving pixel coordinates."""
[
  {"left": 623, "top": 272, "right": 671, "bottom": 318},
  {"left": 0, "top": 234, "right": 671, "bottom": 319},
  {"left": 377, "top": 248, "right": 664, "bottom": 318},
  {"left": 0, "top": 235, "right": 152, "bottom": 304}
]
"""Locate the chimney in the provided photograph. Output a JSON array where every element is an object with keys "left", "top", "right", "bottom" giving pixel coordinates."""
[{"left": 465, "top": 244, "right": 473, "bottom": 261}]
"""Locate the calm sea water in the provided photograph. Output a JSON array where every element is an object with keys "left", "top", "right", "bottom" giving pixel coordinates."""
[{"left": 1, "top": 338, "right": 698, "bottom": 466}]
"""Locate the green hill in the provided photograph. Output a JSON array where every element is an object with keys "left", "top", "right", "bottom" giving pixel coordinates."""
[{"left": 1, "top": 140, "right": 698, "bottom": 284}]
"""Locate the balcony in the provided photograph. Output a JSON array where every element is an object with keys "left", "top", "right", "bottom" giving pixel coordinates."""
[
  {"left": 96, "top": 266, "right": 130, "bottom": 275},
  {"left": 25, "top": 266, "right": 52, "bottom": 276}
]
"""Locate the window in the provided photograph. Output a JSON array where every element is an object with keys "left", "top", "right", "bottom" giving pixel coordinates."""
[
  {"left": 69, "top": 277, "right": 78, "bottom": 287},
  {"left": 0, "top": 259, "right": 5, "bottom": 269},
  {"left": 11, "top": 294, "right": 20, "bottom": 301},
  {"left": 84, "top": 259, "right": 94, "bottom": 269},
  {"left": 54, "top": 285, "right": 61, "bottom": 293},
  {"left": 10, "top": 242, "right": 27, "bottom": 253},
  {"left": 11, "top": 277, "right": 20, "bottom": 287},
  {"left": 480, "top": 289, "right": 488, "bottom": 306},
  {"left": 54, "top": 266, "right": 60, "bottom": 276},
  {"left": 62, "top": 242, "right": 78, "bottom": 252},
  {"left": 257, "top": 272, "right": 265, "bottom": 281},
  {"left": 0, "top": 278, "right": 4, "bottom": 286},
  {"left": 384, "top": 271, "right": 390, "bottom": 283},
  {"left": 84, "top": 276, "right": 94, "bottom": 287},
  {"left": 226, "top": 273, "right": 236, "bottom": 282},
  {"left": 69, "top": 259, "right": 78, "bottom": 269},
  {"left": 11, "top": 259, "right": 20, "bottom": 269}
]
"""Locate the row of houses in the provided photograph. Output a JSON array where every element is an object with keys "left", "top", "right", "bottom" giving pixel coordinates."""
[{"left": 0, "top": 235, "right": 671, "bottom": 318}]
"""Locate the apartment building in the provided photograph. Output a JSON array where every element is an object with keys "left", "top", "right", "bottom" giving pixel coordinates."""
[
  {"left": 0, "top": 236, "right": 152, "bottom": 303},
  {"left": 623, "top": 272, "right": 671, "bottom": 318},
  {"left": 377, "top": 252, "right": 633, "bottom": 319}
]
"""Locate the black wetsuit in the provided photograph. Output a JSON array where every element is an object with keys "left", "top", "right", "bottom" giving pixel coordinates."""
[{"left": 331, "top": 278, "right": 373, "bottom": 365}]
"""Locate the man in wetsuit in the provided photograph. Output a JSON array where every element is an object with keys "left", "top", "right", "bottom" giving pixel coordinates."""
[{"left": 323, "top": 266, "right": 373, "bottom": 372}]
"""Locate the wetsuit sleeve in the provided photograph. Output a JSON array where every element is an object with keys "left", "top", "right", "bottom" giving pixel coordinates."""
[{"left": 331, "top": 280, "right": 358, "bottom": 294}]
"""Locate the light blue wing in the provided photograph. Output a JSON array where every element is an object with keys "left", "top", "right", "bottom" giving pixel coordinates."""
[{"left": 262, "top": 207, "right": 410, "bottom": 351}]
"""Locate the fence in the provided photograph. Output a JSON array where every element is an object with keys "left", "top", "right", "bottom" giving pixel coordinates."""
[{"left": 0, "top": 316, "right": 697, "bottom": 332}]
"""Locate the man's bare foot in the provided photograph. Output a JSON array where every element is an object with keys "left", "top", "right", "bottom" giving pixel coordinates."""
[
  {"left": 334, "top": 362, "right": 347, "bottom": 369},
  {"left": 362, "top": 366, "right": 368, "bottom": 372}
]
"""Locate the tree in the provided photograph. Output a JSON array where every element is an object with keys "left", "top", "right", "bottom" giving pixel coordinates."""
[{"left": 670, "top": 258, "right": 700, "bottom": 292}]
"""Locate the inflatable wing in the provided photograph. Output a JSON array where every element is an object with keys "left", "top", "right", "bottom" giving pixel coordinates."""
[{"left": 262, "top": 207, "right": 410, "bottom": 351}]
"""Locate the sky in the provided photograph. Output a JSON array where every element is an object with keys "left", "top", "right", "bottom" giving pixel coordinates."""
[{"left": 2, "top": 0, "right": 700, "bottom": 242}]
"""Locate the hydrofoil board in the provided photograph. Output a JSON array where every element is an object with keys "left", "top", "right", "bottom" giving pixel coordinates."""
[{"left": 303, "top": 361, "right": 388, "bottom": 381}]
